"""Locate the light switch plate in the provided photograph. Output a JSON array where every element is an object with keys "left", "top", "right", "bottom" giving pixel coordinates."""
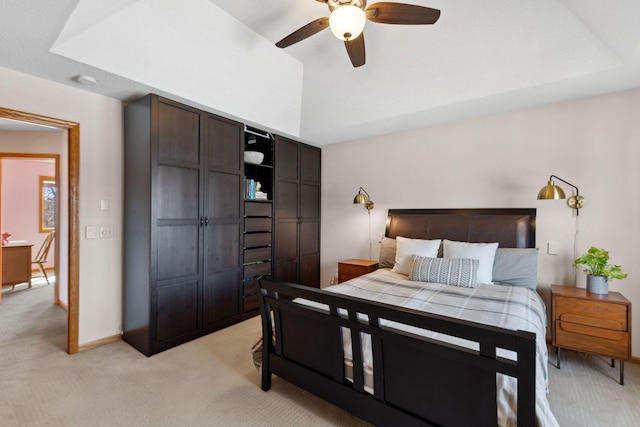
[
  {"left": 86, "top": 226, "right": 96, "bottom": 239},
  {"left": 99, "top": 226, "right": 113, "bottom": 239},
  {"left": 100, "top": 199, "right": 110, "bottom": 211},
  {"left": 547, "top": 241, "right": 559, "bottom": 255}
]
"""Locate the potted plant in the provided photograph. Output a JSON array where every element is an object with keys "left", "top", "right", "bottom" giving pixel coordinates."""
[{"left": 573, "top": 246, "right": 627, "bottom": 294}]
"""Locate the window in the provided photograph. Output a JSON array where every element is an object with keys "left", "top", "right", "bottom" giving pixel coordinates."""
[{"left": 39, "top": 176, "right": 56, "bottom": 233}]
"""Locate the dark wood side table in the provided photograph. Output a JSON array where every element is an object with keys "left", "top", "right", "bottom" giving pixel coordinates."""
[
  {"left": 338, "top": 259, "right": 378, "bottom": 283},
  {"left": 551, "top": 284, "right": 632, "bottom": 385}
]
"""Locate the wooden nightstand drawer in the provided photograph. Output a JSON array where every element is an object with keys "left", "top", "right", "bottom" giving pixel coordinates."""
[
  {"left": 555, "top": 320, "right": 629, "bottom": 360},
  {"left": 338, "top": 259, "right": 378, "bottom": 284},
  {"left": 555, "top": 297, "right": 628, "bottom": 331}
]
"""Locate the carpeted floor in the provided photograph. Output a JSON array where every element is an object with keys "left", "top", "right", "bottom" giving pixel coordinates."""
[
  {"left": 1, "top": 282, "right": 639, "bottom": 426},
  {"left": 546, "top": 345, "right": 640, "bottom": 426}
]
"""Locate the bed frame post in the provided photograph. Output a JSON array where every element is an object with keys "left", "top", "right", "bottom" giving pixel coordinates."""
[
  {"left": 257, "top": 285, "right": 272, "bottom": 391},
  {"left": 517, "top": 330, "right": 537, "bottom": 427}
]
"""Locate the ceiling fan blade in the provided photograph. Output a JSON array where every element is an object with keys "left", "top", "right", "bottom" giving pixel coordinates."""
[
  {"left": 276, "top": 17, "right": 330, "bottom": 48},
  {"left": 344, "top": 33, "right": 366, "bottom": 68},
  {"left": 365, "top": 2, "right": 440, "bottom": 25}
]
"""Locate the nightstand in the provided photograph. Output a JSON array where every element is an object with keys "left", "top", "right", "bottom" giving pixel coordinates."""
[
  {"left": 338, "top": 259, "right": 378, "bottom": 283},
  {"left": 551, "top": 285, "right": 632, "bottom": 385}
]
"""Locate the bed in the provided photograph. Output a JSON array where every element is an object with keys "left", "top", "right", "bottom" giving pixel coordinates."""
[{"left": 255, "top": 209, "right": 558, "bottom": 426}]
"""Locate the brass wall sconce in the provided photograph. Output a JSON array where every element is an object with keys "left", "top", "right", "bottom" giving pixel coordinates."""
[
  {"left": 354, "top": 187, "right": 374, "bottom": 211},
  {"left": 537, "top": 175, "right": 585, "bottom": 215}
]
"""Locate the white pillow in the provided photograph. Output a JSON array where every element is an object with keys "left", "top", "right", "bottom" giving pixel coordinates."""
[
  {"left": 443, "top": 240, "right": 499, "bottom": 285},
  {"left": 391, "top": 236, "right": 441, "bottom": 275}
]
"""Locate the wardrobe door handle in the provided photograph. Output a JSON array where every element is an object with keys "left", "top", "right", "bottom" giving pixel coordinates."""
[
  {"left": 205, "top": 217, "right": 209, "bottom": 226},
  {"left": 200, "top": 218, "right": 204, "bottom": 227}
]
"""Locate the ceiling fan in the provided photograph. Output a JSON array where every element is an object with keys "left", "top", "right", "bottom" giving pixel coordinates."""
[{"left": 275, "top": 0, "right": 441, "bottom": 68}]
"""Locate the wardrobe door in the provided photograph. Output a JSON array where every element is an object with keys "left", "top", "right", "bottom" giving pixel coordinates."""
[
  {"left": 273, "top": 137, "right": 321, "bottom": 287},
  {"left": 202, "top": 114, "right": 243, "bottom": 331},
  {"left": 274, "top": 137, "right": 300, "bottom": 283},
  {"left": 299, "top": 144, "right": 321, "bottom": 288},
  {"left": 152, "top": 99, "right": 203, "bottom": 351}
]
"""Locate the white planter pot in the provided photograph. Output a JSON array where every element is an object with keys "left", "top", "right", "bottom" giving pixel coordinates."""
[{"left": 587, "top": 275, "right": 609, "bottom": 295}]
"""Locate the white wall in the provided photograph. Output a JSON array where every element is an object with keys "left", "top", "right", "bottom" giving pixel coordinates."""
[
  {"left": 0, "top": 66, "right": 123, "bottom": 346},
  {"left": 2, "top": 64, "right": 638, "bottom": 357},
  {"left": 321, "top": 88, "right": 640, "bottom": 357}
]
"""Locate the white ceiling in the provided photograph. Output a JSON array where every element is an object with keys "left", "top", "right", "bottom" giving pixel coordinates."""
[{"left": 1, "top": 0, "right": 640, "bottom": 145}]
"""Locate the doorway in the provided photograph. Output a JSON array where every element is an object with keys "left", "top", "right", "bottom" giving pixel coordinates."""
[
  {"left": 1, "top": 155, "right": 60, "bottom": 300},
  {"left": 0, "top": 107, "right": 79, "bottom": 354}
]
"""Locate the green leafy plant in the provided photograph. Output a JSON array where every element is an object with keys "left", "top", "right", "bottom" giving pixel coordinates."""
[{"left": 573, "top": 246, "right": 628, "bottom": 281}]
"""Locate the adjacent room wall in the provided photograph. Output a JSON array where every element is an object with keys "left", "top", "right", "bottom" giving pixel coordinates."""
[
  {"left": 321, "top": 88, "right": 640, "bottom": 357},
  {"left": 0, "top": 66, "right": 123, "bottom": 346},
  {"left": 1, "top": 157, "right": 57, "bottom": 270}
]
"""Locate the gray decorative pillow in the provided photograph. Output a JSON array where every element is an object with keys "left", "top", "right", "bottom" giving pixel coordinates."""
[
  {"left": 492, "top": 248, "right": 539, "bottom": 289},
  {"left": 410, "top": 256, "right": 479, "bottom": 288},
  {"left": 379, "top": 237, "right": 397, "bottom": 268}
]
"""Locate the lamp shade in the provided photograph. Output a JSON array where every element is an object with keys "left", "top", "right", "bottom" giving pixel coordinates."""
[
  {"left": 329, "top": 6, "right": 366, "bottom": 41},
  {"left": 354, "top": 193, "right": 369, "bottom": 204},
  {"left": 537, "top": 180, "right": 566, "bottom": 200},
  {"left": 354, "top": 187, "right": 374, "bottom": 210}
]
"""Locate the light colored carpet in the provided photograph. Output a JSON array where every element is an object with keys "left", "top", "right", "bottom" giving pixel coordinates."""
[
  {"left": 1, "top": 283, "right": 639, "bottom": 426},
  {"left": 0, "top": 283, "right": 368, "bottom": 427},
  {"left": 547, "top": 347, "right": 640, "bottom": 426}
]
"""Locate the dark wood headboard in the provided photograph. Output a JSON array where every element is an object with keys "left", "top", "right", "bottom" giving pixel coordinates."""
[{"left": 385, "top": 209, "right": 536, "bottom": 249}]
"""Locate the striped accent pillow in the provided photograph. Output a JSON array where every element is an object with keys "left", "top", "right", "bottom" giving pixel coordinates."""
[{"left": 410, "top": 256, "right": 479, "bottom": 288}]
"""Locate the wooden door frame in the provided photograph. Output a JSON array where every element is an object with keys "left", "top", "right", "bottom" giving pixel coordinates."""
[{"left": 0, "top": 107, "right": 79, "bottom": 354}]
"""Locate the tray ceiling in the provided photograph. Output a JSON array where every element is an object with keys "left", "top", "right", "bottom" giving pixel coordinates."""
[{"left": 1, "top": 0, "right": 640, "bottom": 145}]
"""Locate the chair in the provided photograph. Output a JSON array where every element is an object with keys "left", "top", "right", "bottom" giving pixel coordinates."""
[{"left": 32, "top": 231, "right": 55, "bottom": 287}]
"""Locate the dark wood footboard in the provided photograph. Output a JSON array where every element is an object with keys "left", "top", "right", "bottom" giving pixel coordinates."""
[{"left": 257, "top": 278, "right": 537, "bottom": 427}]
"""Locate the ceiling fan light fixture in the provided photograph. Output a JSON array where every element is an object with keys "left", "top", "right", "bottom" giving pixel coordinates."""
[{"left": 329, "top": 5, "right": 366, "bottom": 41}]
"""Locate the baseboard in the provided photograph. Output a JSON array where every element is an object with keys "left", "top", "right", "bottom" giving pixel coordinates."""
[
  {"left": 31, "top": 266, "right": 54, "bottom": 273},
  {"left": 57, "top": 300, "right": 68, "bottom": 311},
  {"left": 78, "top": 333, "right": 122, "bottom": 352}
]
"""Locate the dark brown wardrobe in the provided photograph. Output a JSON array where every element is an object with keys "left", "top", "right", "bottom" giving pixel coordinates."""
[
  {"left": 123, "top": 94, "right": 321, "bottom": 356},
  {"left": 123, "top": 94, "right": 244, "bottom": 356},
  {"left": 273, "top": 136, "right": 321, "bottom": 288}
]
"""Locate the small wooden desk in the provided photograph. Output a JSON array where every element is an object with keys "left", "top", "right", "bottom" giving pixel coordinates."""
[{"left": 2, "top": 243, "right": 33, "bottom": 288}]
